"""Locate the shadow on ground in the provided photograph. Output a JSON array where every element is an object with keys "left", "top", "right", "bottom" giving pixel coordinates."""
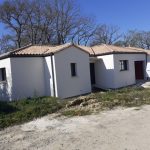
[{"left": 0, "top": 101, "right": 18, "bottom": 115}]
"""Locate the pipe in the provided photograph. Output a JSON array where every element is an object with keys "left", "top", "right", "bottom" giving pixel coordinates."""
[{"left": 50, "top": 55, "right": 56, "bottom": 97}]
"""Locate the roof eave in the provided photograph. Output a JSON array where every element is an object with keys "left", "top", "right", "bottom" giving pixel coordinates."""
[
  {"left": 0, "top": 52, "right": 54, "bottom": 60},
  {"left": 91, "top": 51, "right": 147, "bottom": 57}
]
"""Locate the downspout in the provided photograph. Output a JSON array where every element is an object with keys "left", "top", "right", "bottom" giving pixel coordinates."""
[{"left": 50, "top": 54, "right": 56, "bottom": 97}]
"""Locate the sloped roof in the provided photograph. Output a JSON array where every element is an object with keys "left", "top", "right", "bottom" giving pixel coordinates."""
[
  {"left": 0, "top": 43, "right": 90, "bottom": 59},
  {"left": 0, "top": 43, "right": 149, "bottom": 60},
  {"left": 77, "top": 45, "right": 94, "bottom": 55},
  {"left": 14, "top": 45, "right": 50, "bottom": 55},
  {"left": 126, "top": 46, "right": 150, "bottom": 55},
  {"left": 13, "top": 43, "right": 89, "bottom": 55},
  {"left": 91, "top": 44, "right": 146, "bottom": 55},
  {"left": 73, "top": 44, "right": 148, "bottom": 56},
  {"left": 12, "top": 43, "right": 76, "bottom": 55}
]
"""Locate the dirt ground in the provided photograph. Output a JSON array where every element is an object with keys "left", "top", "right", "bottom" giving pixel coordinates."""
[{"left": 1, "top": 105, "right": 150, "bottom": 150}]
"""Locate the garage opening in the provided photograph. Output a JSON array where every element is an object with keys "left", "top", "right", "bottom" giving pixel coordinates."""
[
  {"left": 90, "top": 63, "right": 96, "bottom": 85},
  {"left": 134, "top": 61, "right": 144, "bottom": 80}
]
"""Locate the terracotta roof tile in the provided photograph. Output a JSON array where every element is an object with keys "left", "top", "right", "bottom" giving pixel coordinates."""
[
  {"left": 10, "top": 43, "right": 91, "bottom": 56},
  {"left": 44, "top": 43, "right": 73, "bottom": 54},
  {"left": 91, "top": 44, "right": 146, "bottom": 55},
  {"left": 8, "top": 44, "right": 150, "bottom": 56},
  {"left": 76, "top": 45, "right": 94, "bottom": 55},
  {"left": 0, "top": 43, "right": 149, "bottom": 60},
  {"left": 126, "top": 46, "right": 150, "bottom": 54},
  {"left": 14, "top": 45, "right": 50, "bottom": 55}
]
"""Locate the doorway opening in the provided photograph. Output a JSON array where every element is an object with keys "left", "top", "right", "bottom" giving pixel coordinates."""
[
  {"left": 90, "top": 63, "right": 96, "bottom": 85},
  {"left": 134, "top": 61, "right": 144, "bottom": 80}
]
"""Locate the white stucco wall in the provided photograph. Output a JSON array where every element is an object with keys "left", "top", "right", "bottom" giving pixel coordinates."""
[
  {"left": 10, "top": 57, "right": 46, "bottom": 100},
  {"left": 44, "top": 56, "right": 54, "bottom": 96},
  {"left": 94, "top": 53, "right": 146, "bottom": 89},
  {"left": 0, "top": 58, "right": 12, "bottom": 101},
  {"left": 146, "top": 54, "right": 150, "bottom": 78},
  {"left": 113, "top": 54, "right": 146, "bottom": 88},
  {"left": 94, "top": 54, "right": 115, "bottom": 89},
  {"left": 54, "top": 46, "right": 91, "bottom": 98}
]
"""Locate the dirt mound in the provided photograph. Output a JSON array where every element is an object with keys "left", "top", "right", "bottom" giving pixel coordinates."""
[{"left": 65, "top": 95, "right": 101, "bottom": 113}]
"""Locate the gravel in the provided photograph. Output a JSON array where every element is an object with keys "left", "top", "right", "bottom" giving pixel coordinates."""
[{"left": 1, "top": 105, "right": 150, "bottom": 150}]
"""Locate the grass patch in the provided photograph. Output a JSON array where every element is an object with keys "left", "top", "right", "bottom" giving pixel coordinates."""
[
  {"left": 0, "top": 97, "right": 63, "bottom": 129},
  {"left": 1, "top": 87, "right": 150, "bottom": 129},
  {"left": 94, "top": 87, "right": 150, "bottom": 109},
  {"left": 61, "top": 109, "right": 91, "bottom": 117}
]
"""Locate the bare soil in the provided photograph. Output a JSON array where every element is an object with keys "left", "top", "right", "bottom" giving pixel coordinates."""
[{"left": 1, "top": 105, "right": 150, "bottom": 150}]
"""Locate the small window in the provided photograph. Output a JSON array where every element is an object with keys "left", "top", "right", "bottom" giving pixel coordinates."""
[
  {"left": 0, "top": 68, "right": 6, "bottom": 81},
  {"left": 120, "top": 60, "right": 128, "bottom": 71},
  {"left": 70, "top": 63, "right": 77, "bottom": 77}
]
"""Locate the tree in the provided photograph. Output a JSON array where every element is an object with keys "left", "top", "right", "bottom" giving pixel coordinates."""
[
  {"left": 0, "top": 0, "right": 29, "bottom": 48},
  {"left": 71, "top": 17, "right": 96, "bottom": 46},
  {"left": 0, "top": 0, "right": 95, "bottom": 50},
  {"left": 114, "top": 40, "right": 126, "bottom": 47},
  {"left": 123, "top": 30, "right": 144, "bottom": 48},
  {"left": 91, "top": 24, "right": 122, "bottom": 46},
  {"left": 23, "top": 0, "right": 55, "bottom": 45},
  {"left": 52, "top": 0, "right": 96, "bottom": 45},
  {"left": 0, "top": 35, "right": 14, "bottom": 54},
  {"left": 123, "top": 30, "right": 150, "bottom": 49},
  {"left": 141, "top": 32, "right": 150, "bottom": 49},
  {"left": 52, "top": 0, "right": 83, "bottom": 44}
]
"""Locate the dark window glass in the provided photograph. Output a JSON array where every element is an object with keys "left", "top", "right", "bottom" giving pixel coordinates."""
[
  {"left": 120, "top": 60, "right": 128, "bottom": 71},
  {"left": 71, "top": 63, "right": 77, "bottom": 76},
  {"left": 0, "top": 68, "right": 6, "bottom": 81}
]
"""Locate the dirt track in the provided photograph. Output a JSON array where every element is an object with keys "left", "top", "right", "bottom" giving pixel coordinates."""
[{"left": 1, "top": 105, "right": 150, "bottom": 150}]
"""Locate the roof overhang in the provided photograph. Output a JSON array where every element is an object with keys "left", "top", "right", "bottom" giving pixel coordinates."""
[
  {"left": 91, "top": 51, "right": 147, "bottom": 57},
  {"left": 0, "top": 43, "right": 148, "bottom": 61}
]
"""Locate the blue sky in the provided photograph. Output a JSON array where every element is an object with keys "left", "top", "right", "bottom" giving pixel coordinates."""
[
  {"left": 77, "top": 0, "right": 150, "bottom": 33},
  {"left": 0, "top": 0, "right": 150, "bottom": 36}
]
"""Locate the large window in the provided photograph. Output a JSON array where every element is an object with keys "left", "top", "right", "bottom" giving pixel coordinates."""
[
  {"left": 0, "top": 68, "right": 6, "bottom": 82},
  {"left": 120, "top": 60, "right": 128, "bottom": 71},
  {"left": 70, "top": 63, "right": 77, "bottom": 77}
]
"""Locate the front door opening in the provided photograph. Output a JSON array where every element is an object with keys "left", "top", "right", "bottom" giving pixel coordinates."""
[
  {"left": 134, "top": 61, "right": 144, "bottom": 80},
  {"left": 90, "top": 63, "right": 96, "bottom": 85}
]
